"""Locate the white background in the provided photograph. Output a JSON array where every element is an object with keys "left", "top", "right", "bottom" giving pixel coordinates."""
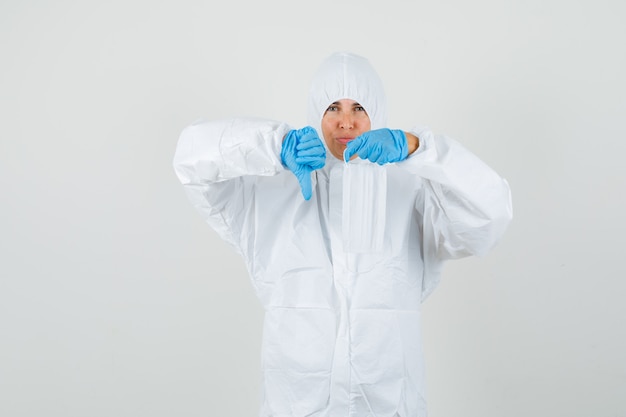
[{"left": 1, "top": 0, "right": 625, "bottom": 416}]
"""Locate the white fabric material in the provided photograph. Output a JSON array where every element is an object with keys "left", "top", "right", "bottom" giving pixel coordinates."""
[
  {"left": 173, "top": 52, "right": 513, "bottom": 417},
  {"left": 308, "top": 52, "right": 387, "bottom": 137}
]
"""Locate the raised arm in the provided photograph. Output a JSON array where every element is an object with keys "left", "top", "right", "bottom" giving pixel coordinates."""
[
  {"left": 402, "top": 126, "right": 513, "bottom": 261},
  {"left": 172, "top": 118, "right": 291, "bottom": 253},
  {"left": 173, "top": 118, "right": 290, "bottom": 185}
]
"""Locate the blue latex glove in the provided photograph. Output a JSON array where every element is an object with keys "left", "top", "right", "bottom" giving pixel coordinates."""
[
  {"left": 344, "top": 128, "right": 408, "bottom": 165},
  {"left": 281, "top": 126, "right": 326, "bottom": 200}
]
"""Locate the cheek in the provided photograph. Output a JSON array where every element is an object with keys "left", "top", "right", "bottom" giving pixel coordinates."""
[
  {"left": 358, "top": 118, "right": 371, "bottom": 132},
  {"left": 321, "top": 119, "right": 332, "bottom": 141}
]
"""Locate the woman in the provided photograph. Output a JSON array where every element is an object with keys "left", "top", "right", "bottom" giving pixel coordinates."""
[{"left": 173, "top": 51, "right": 512, "bottom": 417}]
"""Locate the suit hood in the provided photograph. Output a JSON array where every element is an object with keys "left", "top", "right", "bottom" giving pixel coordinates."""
[{"left": 307, "top": 52, "right": 387, "bottom": 141}]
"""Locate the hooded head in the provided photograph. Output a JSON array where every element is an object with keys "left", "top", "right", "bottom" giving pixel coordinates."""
[{"left": 307, "top": 52, "right": 388, "bottom": 160}]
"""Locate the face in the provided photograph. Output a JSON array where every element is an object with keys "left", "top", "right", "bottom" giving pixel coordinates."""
[{"left": 321, "top": 99, "right": 371, "bottom": 160}]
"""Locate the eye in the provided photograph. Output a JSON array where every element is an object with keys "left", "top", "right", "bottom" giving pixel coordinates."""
[
  {"left": 325, "top": 105, "right": 339, "bottom": 112},
  {"left": 354, "top": 106, "right": 366, "bottom": 112}
]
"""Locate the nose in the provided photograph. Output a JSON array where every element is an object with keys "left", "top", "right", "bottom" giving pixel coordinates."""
[{"left": 339, "top": 113, "right": 354, "bottom": 129}]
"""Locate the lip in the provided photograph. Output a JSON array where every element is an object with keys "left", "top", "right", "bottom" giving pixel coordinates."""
[{"left": 336, "top": 137, "right": 355, "bottom": 145}]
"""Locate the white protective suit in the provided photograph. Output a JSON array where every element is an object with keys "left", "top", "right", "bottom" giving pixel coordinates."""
[{"left": 173, "top": 52, "right": 512, "bottom": 417}]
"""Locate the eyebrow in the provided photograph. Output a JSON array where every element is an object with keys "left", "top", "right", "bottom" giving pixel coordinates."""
[{"left": 327, "top": 101, "right": 363, "bottom": 106}]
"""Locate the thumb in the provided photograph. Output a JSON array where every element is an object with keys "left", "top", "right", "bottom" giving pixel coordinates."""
[
  {"left": 297, "top": 168, "right": 313, "bottom": 200},
  {"left": 344, "top": 135, "right": 366, "bottom": 162}
]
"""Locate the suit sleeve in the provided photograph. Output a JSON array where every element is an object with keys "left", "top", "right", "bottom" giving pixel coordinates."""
[
  {"left": 172, "top": 117, "right": 292, "bottom": 254},
  {"left": 401, "top": 126, "right": 513, "bottom": 260}
]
